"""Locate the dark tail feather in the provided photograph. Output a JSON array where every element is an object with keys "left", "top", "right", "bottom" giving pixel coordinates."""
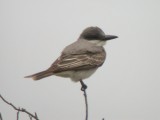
[{"left": 24, "top": 70, "right": 53, "bottom": 80}]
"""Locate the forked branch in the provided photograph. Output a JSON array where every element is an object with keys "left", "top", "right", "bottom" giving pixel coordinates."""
[{"left": 0, "top": 94, "right": 39, "bottom": 120}]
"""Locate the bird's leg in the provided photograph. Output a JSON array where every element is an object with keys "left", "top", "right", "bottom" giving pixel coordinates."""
[{"left": 80, "top": 80, "right": 87, "bottom": 91}]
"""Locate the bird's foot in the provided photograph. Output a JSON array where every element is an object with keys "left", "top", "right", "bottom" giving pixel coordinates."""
[{"left": 80, "top": 80, "right": 87, "bottom": 91}]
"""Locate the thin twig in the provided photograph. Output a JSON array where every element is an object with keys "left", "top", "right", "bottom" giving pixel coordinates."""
[
  {"left": 80, "top": 80, "right": 88, "bottom": 120},
  {"left": 0, "top": 113, "right": 3, "bottom": 120},
  {"left": 0, "top": 94, "right": 39, "bottom": 120},
  {"left": 83, "top": 89, "right": 88, "bottom": 120},
  {"left": 17, "top": 110, "right": 20, "bottom": 120},
  {"left": 29, "top": 115, "right": 32, "bottom": 120}
]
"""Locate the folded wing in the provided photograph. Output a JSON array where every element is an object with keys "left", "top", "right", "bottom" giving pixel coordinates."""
[{"left": 48, "top": 50, "right": 106, "bottom": 73}]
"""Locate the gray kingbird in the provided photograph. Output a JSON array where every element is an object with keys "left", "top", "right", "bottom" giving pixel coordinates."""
[{"left": 25, "top": 26, "right": 118, "bottom": 88}]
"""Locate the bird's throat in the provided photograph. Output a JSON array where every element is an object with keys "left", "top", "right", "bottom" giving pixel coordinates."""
[{"left": 88, "top": 40, "right": 106, "bottom": 46}]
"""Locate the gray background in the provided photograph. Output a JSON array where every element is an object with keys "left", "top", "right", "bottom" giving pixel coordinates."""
[{"left": 0, "top": 0, "right": 160, "bottom": 120}]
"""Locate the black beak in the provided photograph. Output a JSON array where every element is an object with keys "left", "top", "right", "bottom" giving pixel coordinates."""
[{"left": 104, "top": 35, "right": 118, "bottom": 41}]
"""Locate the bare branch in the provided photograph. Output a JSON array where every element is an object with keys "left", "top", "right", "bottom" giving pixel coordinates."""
[
  {"left": 29, "top": 115, "right": 32, "bottom": 120},
  {"left": 0, "top": 94, "right": 39, "bottom": 120},
  {"left": 35, "top": 113, "right": 38, "bottom": 119},
  {"left": 0, "top": 113, "right": 3, "bottom": 120},
  {"left": 17, "top": 111, "right": 20, "bottom": 120},
  {"left": 80, "top": 80, "right": 88, "bottom": 120},
  {"left": 83, "top": 90, "right": 88, "bottom": 120}
]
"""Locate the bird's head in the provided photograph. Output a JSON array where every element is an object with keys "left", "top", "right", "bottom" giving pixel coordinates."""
[{"left": 79, "top": 26, "right": 118, "bottom": 46}]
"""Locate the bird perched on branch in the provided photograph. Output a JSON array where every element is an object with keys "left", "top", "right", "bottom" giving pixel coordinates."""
[{"left": 25, "top": 26, "right": 118, "bottom": 90}]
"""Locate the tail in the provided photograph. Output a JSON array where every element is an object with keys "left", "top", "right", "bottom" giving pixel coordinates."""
[{"left": 24, "top": 70, "right": 53, "bottom": 80}]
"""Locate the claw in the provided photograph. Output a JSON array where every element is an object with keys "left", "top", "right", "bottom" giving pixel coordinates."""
[{"left": 80, "top": 80, "right": 88, "bottom": 91}]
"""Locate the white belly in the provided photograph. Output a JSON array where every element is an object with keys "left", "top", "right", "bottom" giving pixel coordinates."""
[{"left": 54, "top": 68, "right": 97, "bottom": 82}]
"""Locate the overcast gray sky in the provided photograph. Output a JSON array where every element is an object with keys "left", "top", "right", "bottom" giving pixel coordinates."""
[{"left": 0, "top": 0, "right": 160, "bottom": 120}]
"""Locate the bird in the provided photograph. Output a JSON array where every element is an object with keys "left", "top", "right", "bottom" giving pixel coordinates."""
[{"left": 25, "top": 26, "right": 118, "bottom": 90}]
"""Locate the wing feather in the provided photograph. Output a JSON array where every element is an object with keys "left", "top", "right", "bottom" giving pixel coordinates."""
[{"left": 48, "top": 50, "right": 106, "bottom": 73}]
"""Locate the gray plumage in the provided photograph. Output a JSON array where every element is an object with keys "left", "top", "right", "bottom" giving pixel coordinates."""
[{"left": 25, "top": 26, "right": 117, "bottom": 82}]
